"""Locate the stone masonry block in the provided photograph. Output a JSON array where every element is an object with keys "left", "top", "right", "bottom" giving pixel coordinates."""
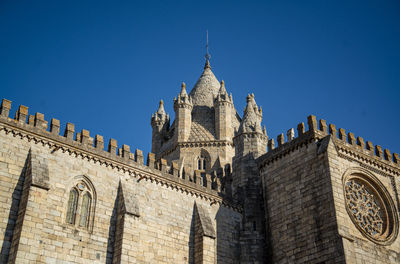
[{"left": 1, "top": 99, "right": 11, "bottom": 117}]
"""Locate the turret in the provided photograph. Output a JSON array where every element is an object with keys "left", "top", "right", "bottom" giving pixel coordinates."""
[
  {"left": 173, "top": 82, "right": 193, "bottom": 142},
  {"left": 232, "top": 93, "right": 268, "bottom": 262},
  {"left": 214, "top": 80, "right": 234, "bottom": 140},
  {"left": 234, "top": 93, "right": 267, "bottom": 156},
  {"left": 151, "top": 100, "right": 170, "bottom": 153}
]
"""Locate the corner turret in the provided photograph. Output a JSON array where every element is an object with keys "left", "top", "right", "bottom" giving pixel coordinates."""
[
  {"left": 233, "top": 92, "right": 268, "bottom": 188},
  {"left": 151, "top": 100, "right": 170, "bottom": 153},
  {"left": 215, "top": 80, "right": 234, "bottom": 140},
  {"left": 234, "top": 93, "right": 267, "bottom": 157},
  {"left": 232, "top": 93, "right": 268, "bottom": 261},
  {"left": 173, "top": 82, "right": 193, "bottom": 142},
  {"left": 238, "top": 94, "right": 263, "bottom": 134}
]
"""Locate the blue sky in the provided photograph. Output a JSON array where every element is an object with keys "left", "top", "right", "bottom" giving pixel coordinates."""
[{"left": 1, "top": 1, "right": 399, "bottom": 155}]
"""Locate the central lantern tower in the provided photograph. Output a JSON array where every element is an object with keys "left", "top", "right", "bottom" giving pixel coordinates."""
[{"left": 150, "top": 59, "right": 242, "bottom": 179}]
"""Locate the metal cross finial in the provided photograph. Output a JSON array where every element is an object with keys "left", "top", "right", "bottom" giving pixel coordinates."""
[{"left": 205, "top": 30, "right": 211, "bottom": 62}]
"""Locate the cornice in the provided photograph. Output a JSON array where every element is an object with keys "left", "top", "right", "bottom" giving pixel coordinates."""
[
  {"left": 0, "top": 117, "right": 240, "bottom": 211},
  {"left": 179, "top": 140, "right": 234, "bottom": 148},
  {"left": 157, "top": 139, "right": 234, "bottom": 159},
  {"left": 257, "top": 131, "right": 316, "bottom": 170},
  {"left": 333, "top": 139, "right": 400, "bottom": 177},
  {"left": 257, "top": 120, "right": 400, "bottom": 178}
]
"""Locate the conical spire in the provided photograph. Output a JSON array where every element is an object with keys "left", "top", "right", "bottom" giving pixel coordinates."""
[
  {"left": 219, "top": 80, "right": 227, "bottom": 95},
  {"left": 157, "top": 100, "right": 166, "bottom": 115},
  {"left": 189, "top": 63, "right": 220, "bottom": 107},
  {"left": 238, "top": 94, "right": 262, "bottom": 133},
  {"left": 188, "top": 30, "right": 220, "bottom": 107},
  {"left": 151, "top": 99, "right": 168, "bottom": 128},
  {"left": 180, "top": 82, "right": 188, "bottom": 98},
  {"left": 215, "top": 80, "right": 231, "bottom": 103}
]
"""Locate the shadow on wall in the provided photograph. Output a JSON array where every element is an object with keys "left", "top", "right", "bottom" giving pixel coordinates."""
[
  {"left": 191, "top": 106, "right": 216, "bottom": 137},
  {"left": 105, "top": 186, "right": 119, "bottom": 264},
  {"left": 0, "top": 152, "right": 29, "bottom": 263},
  {"left": 188, "top": 206, "right": 195, "bottom": 264},
  {"left": 216, "top": 206, "right": 240, "bottom": 264}
]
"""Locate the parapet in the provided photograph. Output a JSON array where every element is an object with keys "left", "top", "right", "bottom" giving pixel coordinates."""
[
  {"left": 0, "top": 99, "right": 235, "bottom": 207},
  {"left": 259, "top": 114, "right": 400, "bottom": 173}
]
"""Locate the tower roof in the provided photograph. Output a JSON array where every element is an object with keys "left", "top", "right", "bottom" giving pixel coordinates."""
[
  {"left": 157, "top": 100, "right": 166, "bottom": 115},
  {"left": 189, "top": 62, "right": 221, "bottom": 107}
]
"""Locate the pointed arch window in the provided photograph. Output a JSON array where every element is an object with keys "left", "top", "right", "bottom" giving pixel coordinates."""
[
  {"left": 197, "top": 155, "right": 208, "bottom": 170},
  {"left": 197, "top": 149, "right": 210, "bottom": 171},
  {"left": 65, "top": 178, "right": 96, "bottom": 232}
]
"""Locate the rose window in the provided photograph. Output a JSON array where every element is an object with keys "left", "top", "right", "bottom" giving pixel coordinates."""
[
  {"left": 345, "top": 180, "right": 384, "bottom": 236},
  {"left": 343, "top": 173, "right": 398, "bottom": 245}
]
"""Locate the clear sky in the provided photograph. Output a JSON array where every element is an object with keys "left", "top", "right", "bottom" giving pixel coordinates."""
[{"left": 1, "top": 1, "right": 399, "bottom": 155}]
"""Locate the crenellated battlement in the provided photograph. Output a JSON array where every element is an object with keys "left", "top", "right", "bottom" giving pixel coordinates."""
[
  {"left": 259, "top": 115, "right": 400, "bottom": 174},
  {"left": 0, "top": 98, "right": 236, "bottom": 208}
]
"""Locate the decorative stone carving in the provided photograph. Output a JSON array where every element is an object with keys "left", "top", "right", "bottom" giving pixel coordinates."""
[{"left": 344, "top": 172, "right": 398, "bottom": 245}]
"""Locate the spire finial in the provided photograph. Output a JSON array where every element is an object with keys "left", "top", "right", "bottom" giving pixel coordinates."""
[
  {"left": 204, "top": 30, "right": 211, "bottom": 69},
  {"left": 157, "top": 99, "right": 166, "bottom": 115},
  {"left": 180, "top": 82, "right": 188, "bottom": 97}
]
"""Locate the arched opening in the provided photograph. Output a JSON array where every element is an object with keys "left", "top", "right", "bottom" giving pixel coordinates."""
[{"left": 65, "top": 176, "right": 96, "bottom": 232}]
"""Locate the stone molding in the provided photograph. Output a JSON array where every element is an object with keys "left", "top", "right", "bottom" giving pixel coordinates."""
[
  {"left": 157, "top": 140, "right": 234, "bottom": 160},
  {"left": 0, "top": 114, "right": 240, "bottom": 211},
  {"left": 334, "top": 140, "right": 400, "bottom": 177}
]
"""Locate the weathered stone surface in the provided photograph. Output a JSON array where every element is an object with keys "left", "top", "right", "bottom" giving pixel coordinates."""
[
  {"left": 195, "top": 202, "right": 216, "bottom": 238},
  {"left": 0, "top": 61, "right": 399, "bottom": 264}
]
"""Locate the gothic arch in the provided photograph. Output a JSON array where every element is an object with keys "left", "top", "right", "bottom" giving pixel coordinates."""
[
  {"left": 64, "top": 175, "right": 97, "bottom": 233},
  {"left": 196, "top": 149, "right": 211, "bottom": 171}
]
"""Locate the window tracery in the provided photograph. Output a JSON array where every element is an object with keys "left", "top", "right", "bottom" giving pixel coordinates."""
[
  {"left": 65, "top": 178, "right": 96, "bottom": 231},
  {"left": 343, "top": 171, "right": 398, "bottom": 245}
]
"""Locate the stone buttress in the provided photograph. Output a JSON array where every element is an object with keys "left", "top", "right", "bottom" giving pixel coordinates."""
[{"left": 232, "top": 93, "right": 268, "bottom": 263}]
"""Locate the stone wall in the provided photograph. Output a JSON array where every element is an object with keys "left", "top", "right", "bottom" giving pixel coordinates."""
[
  {"left": 326, "top": 136, "right": 400, "bottom": 263},
  {"left": 258, "top": 115, "right": 400, "bottom": 263},
  {"left": 259, "top": 135, "right": 345, "bottom": 263},
  {"left": 0, "top": 101, "right": 241, "bottom": 263}
]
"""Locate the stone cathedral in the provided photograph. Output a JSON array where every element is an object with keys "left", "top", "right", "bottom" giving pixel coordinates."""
[{"left": 0, "top": 58, "right": 399, "bottom": 264}]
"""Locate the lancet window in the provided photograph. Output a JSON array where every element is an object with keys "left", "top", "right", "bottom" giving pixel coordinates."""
[
  {"left": 65, "top": 178, "right": 96, "bottom": 231},
  {"left": 197, "top": 156, "right": 207, "bottom": 170}
]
